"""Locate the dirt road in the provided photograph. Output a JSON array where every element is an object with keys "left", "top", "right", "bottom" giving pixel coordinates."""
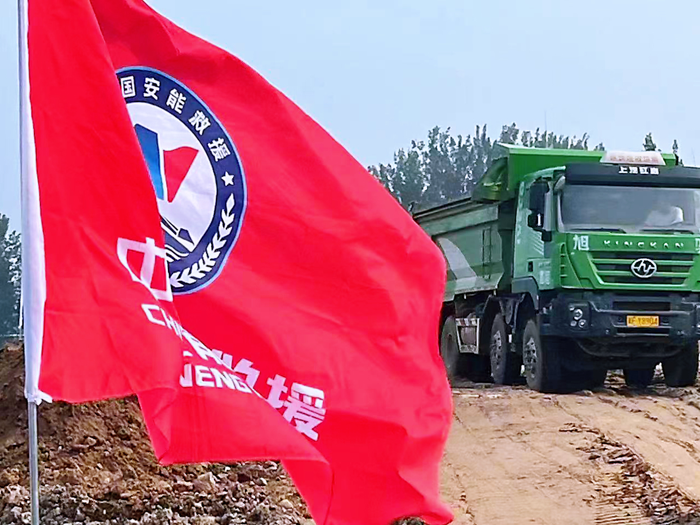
[{"left": 440, "top": 372, "right": 700, "bottom": 525}]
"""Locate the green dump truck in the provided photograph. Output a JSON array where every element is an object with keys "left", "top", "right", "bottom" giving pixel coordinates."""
[{"left": 415, "top": 144, "right": 700, "bottom": 392}]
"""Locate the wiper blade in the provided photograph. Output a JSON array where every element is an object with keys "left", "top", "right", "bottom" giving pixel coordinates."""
[
  {"left": 570, "top": 227, "right": 626, "bottom": 233},
  {"left": 640, "top": 228, "right": 696, "bottom": 234}
]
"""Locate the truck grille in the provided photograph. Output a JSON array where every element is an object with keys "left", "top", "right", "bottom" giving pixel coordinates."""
[{"left": 590, "top": 251, "right": 694, "bottom": 286}]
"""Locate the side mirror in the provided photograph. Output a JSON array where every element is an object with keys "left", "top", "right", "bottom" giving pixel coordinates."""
[
  {"left": 529, "top": 181, "right": 548, "bottom": 213},
  {"left": 527, "top": 181, "right": 551, "bottom": 240}
]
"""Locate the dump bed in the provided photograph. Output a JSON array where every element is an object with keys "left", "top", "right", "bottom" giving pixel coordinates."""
[
  {"left": 416, "top": 145, "right": 610, "bottom": 302},
  {"left": 415, "top": 198, "right": 510, "bottom": 302}
]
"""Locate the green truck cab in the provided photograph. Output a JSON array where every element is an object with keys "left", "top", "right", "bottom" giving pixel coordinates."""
[{"left": 415, "top": 144, "right": 700, "bottom": 392}]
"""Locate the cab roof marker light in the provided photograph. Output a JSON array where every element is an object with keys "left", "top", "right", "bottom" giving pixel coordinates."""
[{"left": 601, "top": 151, "right": 665, "bottom": 166}]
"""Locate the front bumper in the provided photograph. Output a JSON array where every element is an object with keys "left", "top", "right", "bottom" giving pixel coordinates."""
[{"left": 541, "top": 292, "right": 700, "bottom": 345}]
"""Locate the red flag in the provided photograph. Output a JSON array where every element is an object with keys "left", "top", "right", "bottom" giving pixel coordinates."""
[
  {"left": 23, "top": 0, "right": 186, "bottom": 402},
  {"left": 24, "top": 0, "right": 453, "bottom": 523}
]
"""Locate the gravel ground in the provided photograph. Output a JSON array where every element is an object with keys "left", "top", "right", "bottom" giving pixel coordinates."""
[{"left": 0, "top": 343, "right": 311, "bottom": 525}]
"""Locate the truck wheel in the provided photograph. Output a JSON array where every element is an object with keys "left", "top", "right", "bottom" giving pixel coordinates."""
[
  {"left": 490, "top": 313, "right": 521, "bottom": 385},
  {"left": 663, "top": 343, "right": 699, "bottom": 387},
  {"left": 585, "top": 369, "right": 607, "bottom": 389},
  {"left": 440, "top": 316, "right": 464, "bottom": 381},
  {"left": 624, "top": 368, "right": 655, "bottom": 388},
  {"left": 522, "top": 318, "right": 561, "bottom": 393}
]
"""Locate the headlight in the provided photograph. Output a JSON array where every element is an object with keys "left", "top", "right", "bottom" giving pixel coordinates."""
[{"left": 568, "top": 303, "right": 590, "bottom": 330}]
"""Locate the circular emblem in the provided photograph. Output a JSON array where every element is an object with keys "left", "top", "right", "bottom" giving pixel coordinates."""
[
  {"left": 631, "top": 258, "right": 657, "bottom": 279},
  {"left": 117, "top": 67, "right": 247, "bottom": 294}
]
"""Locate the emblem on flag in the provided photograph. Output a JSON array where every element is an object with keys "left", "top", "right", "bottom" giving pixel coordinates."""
[{"left": 117, "top": 67, "right": 247, "bottom": 293}]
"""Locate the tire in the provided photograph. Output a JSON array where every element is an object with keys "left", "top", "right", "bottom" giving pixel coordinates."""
[
  {"left": 624, "top": 368, "right": 655, "bottom": 388},
  {"left": 521, "top": 318, "right": 562, "bottom": 393},
  {"left": 559, "top": 369, "right": 605, "bottom": 393},
  {"left": 440, "top": 316, "right": 464, "bottom": 381},
  {"left": 663, "top": 343, "right": 699, "bottom": 387},
  {"left": 585, "top": 369, "right": 607, "bottom": 389},
  {"left": 489, "top": 313, "right": 521, "bottom": 385}
]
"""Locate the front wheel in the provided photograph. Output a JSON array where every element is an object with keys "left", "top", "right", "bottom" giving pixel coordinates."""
[
  {"left": 585, "top": 369, "right": 607, "bottom": 389},
  {"left": 522, "top": 318, "right": 562, "bottom": 393},
  {"left": 662, "top": 343, "right": 699, "bottom": 387},
  {"left": 624, "top": 368, "right": 655, "bottom": 388}
]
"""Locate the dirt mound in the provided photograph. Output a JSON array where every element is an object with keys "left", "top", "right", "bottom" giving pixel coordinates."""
[{"left": 0, "top": 343, "right": 310, "bottom": 525}]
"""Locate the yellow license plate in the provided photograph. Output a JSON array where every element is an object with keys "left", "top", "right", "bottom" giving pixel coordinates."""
[{"left": 626, "top": 315, "right": 660, "bottom": 328}]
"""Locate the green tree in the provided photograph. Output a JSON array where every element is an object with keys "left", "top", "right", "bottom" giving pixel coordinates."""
[
  {"left": 0, "top": 215, "right": 21, "bottom": 335},
  {"left": 370, "top": 143, "right": 426, "bottom": 208},
  {"left": 371, "top": 123, "right": 602, "bottom": 209}
]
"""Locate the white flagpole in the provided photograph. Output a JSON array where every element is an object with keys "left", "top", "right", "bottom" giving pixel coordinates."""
[{"left": 18, "top": 0, "right": 47, "bottom": 523}]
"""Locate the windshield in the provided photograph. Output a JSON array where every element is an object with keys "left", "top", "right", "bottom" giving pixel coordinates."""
[{"left": 559, "top": 185, "right": 700, "bottom": 234}]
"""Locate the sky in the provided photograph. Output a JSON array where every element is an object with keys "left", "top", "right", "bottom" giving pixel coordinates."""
[{"left": 1, "top": 0, "right": 699, "bottom": 232}]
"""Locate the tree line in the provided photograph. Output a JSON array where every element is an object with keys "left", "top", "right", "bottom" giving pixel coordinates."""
[
  {"left": 370, "top": 123, "right": 678, "bottom": 210},
  {"left": 0, "top": 215, "right": 20, "bottom": 337}
]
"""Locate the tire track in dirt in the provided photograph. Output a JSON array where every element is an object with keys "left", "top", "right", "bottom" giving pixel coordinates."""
[
  {"left": 441, "top": 377, "right": 700, "bottom": 525},
  {"left": 442, "top": 387, "right": 597, "bottom": 524},
  {"left": 554, "top": 381, "right": 700, "bottom": 505},
  {"left": 561, "top": 422, "right": 699, "bottom": 524}
]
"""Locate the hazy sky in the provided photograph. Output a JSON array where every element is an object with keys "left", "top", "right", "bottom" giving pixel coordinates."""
[{"left": 1, "top": 0, "right": 699, "bottom": 231}]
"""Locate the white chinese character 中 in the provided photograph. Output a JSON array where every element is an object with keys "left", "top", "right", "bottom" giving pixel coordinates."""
[
  {"left": 121, "top": 76, "right": 136, "bottom": 98},
  {"left": 117, "top": 237, "right": 173, "bottom": 302},
  {"left": 282, "top": 383, "right": 326, "bottom": 441},
  {"left": 208, "top": 138, "right": 231, "bottom": 161},
  {"left": 166, "top": 89, "right": 187, "bottom": 113},
  {"left": 189, "top": 111, "right": 212, "bottom": 135},
  {"left": 144, "top": 78, "right": 161, "bottom": 100},
  {"left": 573, "top": 234, "right": 589, "bottom": 252}
]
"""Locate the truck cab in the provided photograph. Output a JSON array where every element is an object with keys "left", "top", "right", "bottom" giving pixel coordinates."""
[{"left": 415, "top": 145, "right": 700, "bottom": 392}]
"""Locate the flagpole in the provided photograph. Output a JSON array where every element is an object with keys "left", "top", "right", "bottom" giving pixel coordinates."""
[
  {"left": 17, "top": 0, "right": 41, "bottom": 523},
  {"left": 27, "top": 401, "right": 39, "bottom": 525}
]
